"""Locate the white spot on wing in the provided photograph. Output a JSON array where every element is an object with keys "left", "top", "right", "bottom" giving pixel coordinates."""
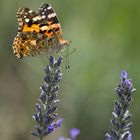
[
  {"left": 33, "top": 16, "right": 42, "bottom": 21},
  {"left": 25, "top": 18, "right": 30, "bottom": 22},
  {"left": 29, "top": 10, "right": 33, "bottom": 13},
  {"left": 47, "top": 6, "right": 52, "bottom": 10},
  {"left": 41, "top": 26, "right": 47, "bottom": 31},
  {"left": 42, "top": 15, "right": 46, "bottom": 19},
  {"left": 33, "top": 17, "right": 37, "bottom": 21},
  {"left": 48, "top": 13, "right": 56, "bottom": 19}
]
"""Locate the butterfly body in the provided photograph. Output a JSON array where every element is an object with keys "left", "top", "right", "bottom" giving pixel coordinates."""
[{"left": 13, "top": 3, "right": 70, "bottom": 58}]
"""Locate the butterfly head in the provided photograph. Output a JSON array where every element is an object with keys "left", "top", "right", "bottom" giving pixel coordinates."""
[{"left": 59, "top": 39, "right": 71, "bottom": 48}]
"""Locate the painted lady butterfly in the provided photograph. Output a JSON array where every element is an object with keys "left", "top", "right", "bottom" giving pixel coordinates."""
[{"left": 12, "top": 3, "right": 71, "bottom": 58}]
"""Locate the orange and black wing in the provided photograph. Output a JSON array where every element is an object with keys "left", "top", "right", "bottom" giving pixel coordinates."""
[
  {"left": 38, "top": 3, "right": 59, "bottom": 25},
  {"left": 37, "top": 3, "right": 62, "bottom": 38},
  {"left": 17, "top": 7, "right": 38, "bottom": 32}
]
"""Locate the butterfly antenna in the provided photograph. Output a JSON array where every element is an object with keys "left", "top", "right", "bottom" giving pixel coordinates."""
[
  {"left": 65, "top": 47, "right": 70, "bottom": 69},
  {"left": 64, "top": 47, "right": 76, "bottom": 69}
]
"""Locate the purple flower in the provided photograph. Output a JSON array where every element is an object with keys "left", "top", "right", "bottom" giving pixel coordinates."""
[
  {"left": 58, "top": 137, "right": 65, "bottom": 140},
  {"left": 58, "top": 128, "right": 80, "bottom": 140},
  {"left": 55, "top": 119, "right": 63, "bottom": 127},
  {"left": 47, "top": 125, "right": 55, "bottom": 134},
  {"left": 105, "top": 70, "right": 135, "bottom": 140},
  {"left": 70, "top": 128, "right": 80, "bottom": 139},
  {"left": 127, "top": 133, "right": 132, "bottom": 140},
  {"left": 105, "top": 133, "right": 112, "bottom": 140},
  {"left": 121, "top": 70, "right": 128, "bottom": 80}
]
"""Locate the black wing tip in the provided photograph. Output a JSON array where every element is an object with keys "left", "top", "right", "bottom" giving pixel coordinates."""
[
  {"left": 39, "top": 3, "right": 50, "bottom": 9},
  {"left": 41, "top": 3, "right": 50, "bottom": 6}
]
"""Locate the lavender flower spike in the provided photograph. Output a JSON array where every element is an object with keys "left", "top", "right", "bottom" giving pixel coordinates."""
[
  {"left": 106, "top": 70, "right": 135, "bottom": 140},
  {"left": 58, "top": 128, "right": 80, "bottom": 140},
  {"left": 32, "top": 56, "right": 63, "bottom": 139}
]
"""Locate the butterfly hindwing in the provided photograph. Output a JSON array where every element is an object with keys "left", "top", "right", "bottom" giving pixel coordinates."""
[{"left": 38, "top": 3, "right": 62, "bottom": 43}]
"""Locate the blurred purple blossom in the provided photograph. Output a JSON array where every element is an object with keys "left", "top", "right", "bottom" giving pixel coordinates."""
[
  {"left": 70, "top": 128, "right": 80, "bottom": 140},
  {"left": 58, "top": 128, "right": 80, "bottom": 140}
]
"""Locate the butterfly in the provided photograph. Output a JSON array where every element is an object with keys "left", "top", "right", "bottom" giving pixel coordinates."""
[{"left": 12, "top": 3, "right": 71, "bottom": 58}]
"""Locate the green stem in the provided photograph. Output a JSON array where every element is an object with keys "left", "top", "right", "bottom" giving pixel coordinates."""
[{"left": 40, "top": 135, "right": 43, "bottom": 140}]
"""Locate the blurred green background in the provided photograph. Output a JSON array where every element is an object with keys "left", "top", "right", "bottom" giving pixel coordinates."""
[{"left": 0, "top": 0, "right": 140, "bottom": 140}]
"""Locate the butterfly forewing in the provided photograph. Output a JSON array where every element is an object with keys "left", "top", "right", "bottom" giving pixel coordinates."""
[
  {"left": 38, "top": 3, "right": 59, "bottom": 24},
  {"left": 17, "top": 8, "right": 38, "bottom": 31},
  {"left": 38, "top": 3, "right": 62, "bottom": 38}
]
